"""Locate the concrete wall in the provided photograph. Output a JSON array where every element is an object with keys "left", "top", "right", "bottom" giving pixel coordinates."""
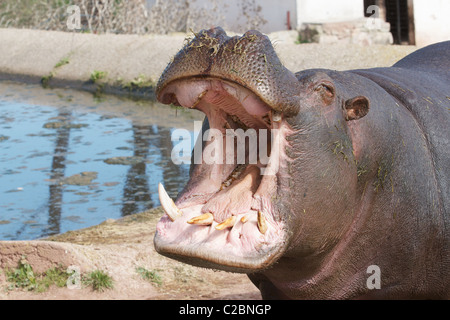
[{"left": 413, "top": 0, "right": 450, "bottom": 47}]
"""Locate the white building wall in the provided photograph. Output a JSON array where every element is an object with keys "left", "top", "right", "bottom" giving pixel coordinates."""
[
  {"left": 296, "top": 0, "right": 364, "bottom": 25},
  {"left": 413, "top": 0, "right": 450, "bottom": 47}
]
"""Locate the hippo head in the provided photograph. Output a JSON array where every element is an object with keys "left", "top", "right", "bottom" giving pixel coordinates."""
[{"left": 154, "top": 27, "right": 369, "bottom": 273}]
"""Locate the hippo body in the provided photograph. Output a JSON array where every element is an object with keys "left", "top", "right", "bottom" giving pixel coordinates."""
[
  {"left": 251, "top": 43, "right": 450, "bottom": 299},
  {"left": 154, "top": 28, "right": 450, "bottom": 299}
]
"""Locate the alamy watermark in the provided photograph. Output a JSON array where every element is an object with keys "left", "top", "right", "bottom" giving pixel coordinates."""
[
  {"left": 366, "top": 265, "right": 381, "bottom": 290},
  {"left": 66, "top": 265, "right": 81, "bottom": 289},
  {"left": 66, "top": 5, "right": 81, "bottom": 30},
  {"left": 171, "top": 121, "right": 280, "bottom": 175},
  {"left": 365, "top": 5, "right": 382, "bottom": 30}
]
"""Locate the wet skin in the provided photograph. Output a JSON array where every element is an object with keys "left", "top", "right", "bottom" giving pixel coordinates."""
[{"left": 154, "top": 27, "right": 450, "bottom": 299}]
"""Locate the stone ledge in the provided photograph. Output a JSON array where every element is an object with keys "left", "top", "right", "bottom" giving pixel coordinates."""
[
  {"left": 299, "top": 18, "right": 393, "bottom": 45},
  {"left": 0, "top": 240, "right": 90, "bottom": 274}
]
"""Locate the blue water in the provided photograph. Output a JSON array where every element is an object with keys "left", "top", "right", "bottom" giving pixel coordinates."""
[{"left": 0, "top": 81, "right": 203, "bottom": 240}]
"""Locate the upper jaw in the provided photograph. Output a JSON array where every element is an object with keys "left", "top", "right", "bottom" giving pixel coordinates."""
[
  {"left": 153, "top": 27, "right": 298, "bottom": 272},
  {"left": 155, "top": 27, "right": 301, "bottom": 116},
  {"left": 158, "top": 77, "right": 273, "bottom": 121}
]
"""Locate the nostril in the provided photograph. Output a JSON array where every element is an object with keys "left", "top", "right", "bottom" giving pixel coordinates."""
[
  {"left": 209, "top": 26, "right": 226, "bottom": 36},
  {"left": 161, "top": 92, "right": 179, "bottom": 106}
]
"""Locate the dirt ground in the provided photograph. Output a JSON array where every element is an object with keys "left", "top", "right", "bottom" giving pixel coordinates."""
[{"left": 0, "top": 207, "right": 261, "bottom": 300}]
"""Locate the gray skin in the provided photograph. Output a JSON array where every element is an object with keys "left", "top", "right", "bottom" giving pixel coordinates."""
[{"left": 154, "top": 27, "right": 450, "bottom": 299}]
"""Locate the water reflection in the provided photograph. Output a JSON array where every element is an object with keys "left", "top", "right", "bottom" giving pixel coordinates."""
[
  {"left": 121, "top": 123, "right": 154, "bottom": 216},
  {"left": 47, "top": 109, "right": 72, "bottom": 236},
  {"left": 0, "top": 81, "right": 203, "bottom": 240}
]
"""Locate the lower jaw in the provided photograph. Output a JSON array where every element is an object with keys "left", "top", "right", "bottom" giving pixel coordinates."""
[
  {"left": 154, "top": 204, "right": 288, "bottom": 273},
  {"left": 154, "top": 117, "right": 291, "bottom": 272},
  {"left": 154, "top": 154, "right": 288, "bottom": 272}
]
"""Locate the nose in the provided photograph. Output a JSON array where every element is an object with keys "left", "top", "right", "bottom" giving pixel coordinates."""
[
  {"left": 204, "top": 26, "right": 227, "bottom": 38},
  {"left": 191, "top": 26, "right": 229, "bottom": 49}
]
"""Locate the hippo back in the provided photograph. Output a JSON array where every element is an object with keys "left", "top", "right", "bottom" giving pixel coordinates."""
[{"left": 392, "top": 40, "right": 450, "bottom": 82}]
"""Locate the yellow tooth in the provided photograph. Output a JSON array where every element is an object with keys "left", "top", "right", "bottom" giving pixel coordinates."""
[
  {"left": 187, "top": 213, "right": 214, "bottom": 225},
  {"left": 158, "top": 183, "right": 183, "bottom": 221},
  {"left": 215, "top": 216, "right": 236, "bottom": 230},
  {"left": 190, "top": 90, "right": 207, "bottom": 108},
  {"left": 257, "top": 211, "right": 268, "bottom": 234},
  {"left": 240, "top": 215, "right": 249, "bottom": 223}
]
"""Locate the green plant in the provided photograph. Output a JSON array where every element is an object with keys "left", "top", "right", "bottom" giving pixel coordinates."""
[
  {"left": 122, "top": 74, "right": 154, "bottom": 91},
  {"left": 40, "top": 55, "right": 70, "bottom": 88},
  {"left": 40, "top": 266, "right": 70, "bottom": 290},
  {"left": 54, "top": 56, "right": 70, "bottom": 69},
  {"left": 5, "top": 257, "right": 36, "bottom": 291},
  {"left": 41, "top": 71, "right": 55, "bottom": 88},
  {"left": 136, "top": 267, "right": 162, "bottom": 286},
  {"left": 90, "top": 70, "right": 107, "bottom": 83},
  {"left": 4, "top": 257, "right": 70, "bottom": 292},
  {"left": 295, "top": 34, "right": 311, "bottom": 44},
  {"left": 4, "top": 258, "right": 118, "bottom": 293},
  {"left": 83, "top": 270, "right": 114, "bottom": 291}
]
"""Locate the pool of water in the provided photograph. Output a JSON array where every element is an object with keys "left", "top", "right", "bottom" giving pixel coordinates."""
[{"left": 0, "top": 81, "right": 203, "bottom": 240}]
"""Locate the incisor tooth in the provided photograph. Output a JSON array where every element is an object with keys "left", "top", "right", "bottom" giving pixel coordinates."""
[
  {"left": 257, "top": 211, "right": 268, "bottom": 234},
  {"left": 158, "top": 183, "right": 182, "bottom": 221},
  {"left": 187, "top": 213, "right": 213, "bottom": 225},
  {"left": 272, "top": 111, "right": 282, "bottom": 122},
  {"left": 215, "top": 216, "right": 236, "bottom": 230},
  {"left": 240, "top": 215, "right": 249, "bottom": 223}
]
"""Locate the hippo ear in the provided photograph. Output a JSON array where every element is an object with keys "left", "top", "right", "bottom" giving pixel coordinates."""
[{"left": 344, "top": 96, "right": 369, "bottom": 121}]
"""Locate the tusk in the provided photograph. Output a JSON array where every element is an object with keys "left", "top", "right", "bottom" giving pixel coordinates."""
[
  {"left": 187, "top": 213, "right": 214, "bottom": 225},
  {"left": 257, "top": 211, "right": 268, "bottom": 234},
  {"left": 215, "top": 216, "right": 236, "bottom": 230},
  {"left": 158, "top": 183, "right": 183, "bottom": 221}
]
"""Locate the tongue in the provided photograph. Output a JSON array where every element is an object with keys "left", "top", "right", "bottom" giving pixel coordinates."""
[{"left": 201, "top": 165, "right": 261, "bottom": 223}]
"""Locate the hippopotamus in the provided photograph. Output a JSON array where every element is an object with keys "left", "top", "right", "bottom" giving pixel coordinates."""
[{"left": 153, "top": 27, "right": 450, "bottom": 299}]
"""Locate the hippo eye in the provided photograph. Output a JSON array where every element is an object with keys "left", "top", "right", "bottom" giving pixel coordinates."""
[{"left": 315, "top": 82, "right": 335, "bottom": 99}]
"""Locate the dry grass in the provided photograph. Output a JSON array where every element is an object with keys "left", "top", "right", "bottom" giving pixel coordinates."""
[{"left": 0, "top": 0, "right": 266, "bottom": 35}]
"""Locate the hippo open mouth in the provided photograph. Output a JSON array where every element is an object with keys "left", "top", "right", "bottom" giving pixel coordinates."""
[
  {"left": 155, "top": 78, "right": 290, "bottom": 272},
  {"left": 153, "top": 28, "right": 298, "bottom": 272}
]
